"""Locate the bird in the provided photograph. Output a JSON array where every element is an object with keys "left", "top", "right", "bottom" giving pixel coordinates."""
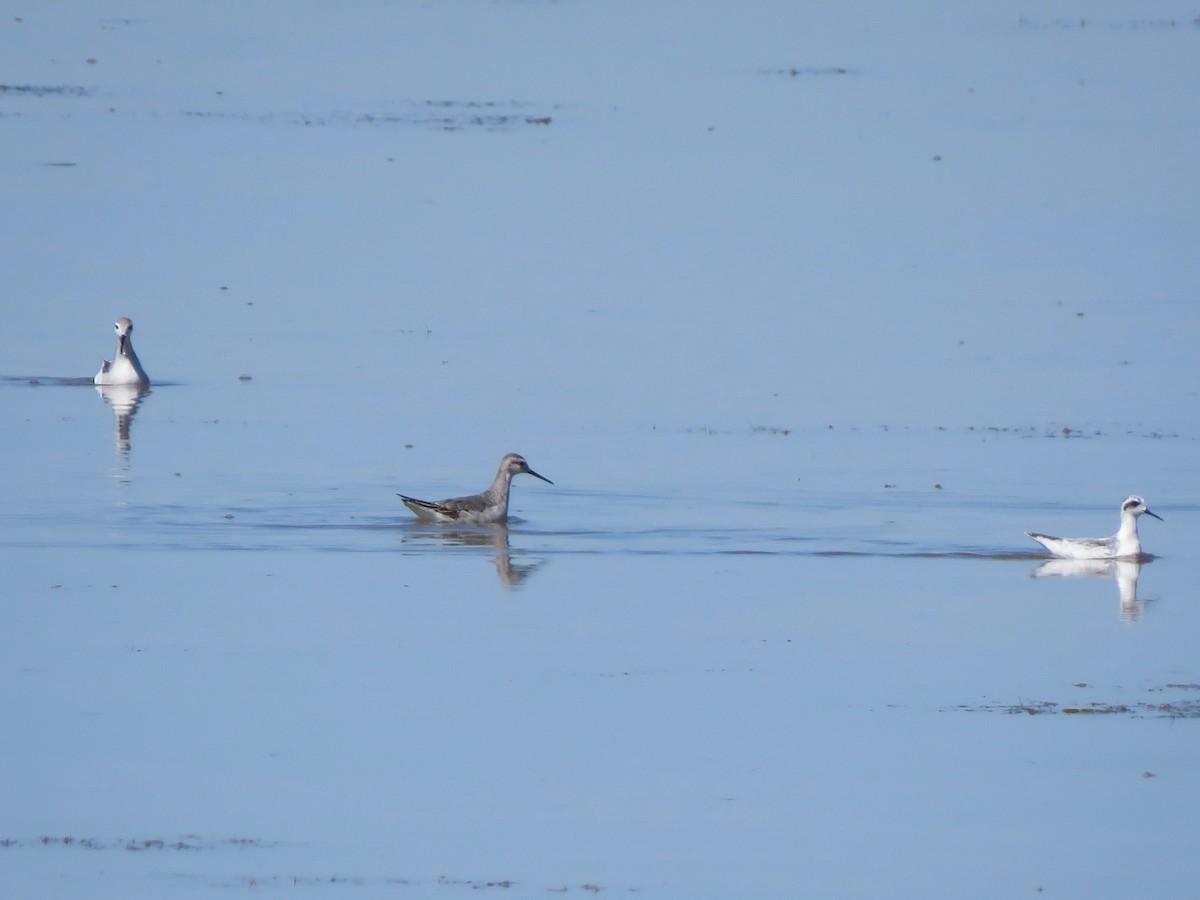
[
  {"left": 1026, "top": 496, "right": 1162, "bottom": 560},
  {"left": 94, "top": 317, "right": 150, "bottom": 385},
  {"left": 398, "top": 453, "right": 553, "bottom": 524}
]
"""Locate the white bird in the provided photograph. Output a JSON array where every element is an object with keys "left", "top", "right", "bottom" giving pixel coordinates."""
[
  {"left": 1026, "top": 496, "right": 1162, "bottom": 560},
  {"left": 398, "top": 453, "right": 553, "bottom": 524},
  {"left": 94, "top": 317, "right": 150, "bottom": 385}
]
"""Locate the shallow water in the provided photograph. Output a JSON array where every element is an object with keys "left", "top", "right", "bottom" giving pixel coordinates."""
[{"left": 3, "top": 2, "right": 1200, "bottom": 897}]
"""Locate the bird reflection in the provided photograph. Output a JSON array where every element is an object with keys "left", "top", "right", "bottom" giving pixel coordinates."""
[
  {"left": 95, "top": 382, "right": 151, "bottom": 454},
  {"left": 1031, "top": 558, "right": 1148, "bottom": 622},
  {"left": 400, "top": 523, "right": 546, "bottom": 589}
]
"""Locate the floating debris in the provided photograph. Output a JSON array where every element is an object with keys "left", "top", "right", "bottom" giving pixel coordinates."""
[
  {"left": 1017, "top": 16, "right": 1200, "bottom": 31},
  {"left": 763, "top": 66, "right": 852, "bottom": 77},
  {"left": 0, "top": 84, "right": 89, "bottom": 96},
  {"left": 949, "top": 685, "right": 1200, "bottom": 719},
  {"left": 8, "top": 835, "right": 269, "bottom": 852}
]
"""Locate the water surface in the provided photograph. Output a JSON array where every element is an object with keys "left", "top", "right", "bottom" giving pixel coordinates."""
[{"left": 2, "top": 2, "right": 1199, "bottom": 897}]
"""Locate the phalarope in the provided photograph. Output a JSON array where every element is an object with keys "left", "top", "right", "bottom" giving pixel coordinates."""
[
  {"left": 94, "top": 317, "right": 150, "bottom": 385},
  {"left": 1026, "top": 496, "right": 1162, "bottom": 560},
  {"left": 398, "top": 452, "right": 553, "bottom": 524}
]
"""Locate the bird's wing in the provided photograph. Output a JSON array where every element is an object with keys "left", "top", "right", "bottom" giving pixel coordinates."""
[{"left": 398, "top": 494, "right": 462, "bottom": 520}]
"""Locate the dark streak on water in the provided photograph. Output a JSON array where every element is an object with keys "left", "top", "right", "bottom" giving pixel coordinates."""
[
  {"left": 1, "top": 375, "right": 96, "bottom": 387},
  {"left": 949, "top": 684, "right": 1200, "bottom": 719},
  {"left": 0, "top": 84, "right": 90, "bottom": 96}
]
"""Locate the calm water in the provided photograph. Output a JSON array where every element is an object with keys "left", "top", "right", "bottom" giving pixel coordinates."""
[{"left": 2, "top": 2, "right": 1199, "bottom": 897}]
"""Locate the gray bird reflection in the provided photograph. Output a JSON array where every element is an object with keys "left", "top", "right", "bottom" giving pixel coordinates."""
[
  {"left": 400, "top": 523, "right": 546, "bottom": 589},
  {"left": 1031, "top": 558, "right": 1147, "bottom": 622},
  {"left": 95, "top": 382, "right": 151, "bottom": 455}
]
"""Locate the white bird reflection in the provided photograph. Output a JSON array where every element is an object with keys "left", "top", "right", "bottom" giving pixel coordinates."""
[
  {"left": 95, "top": 383, "right": 151, "bottom": 455},
  {"left": 1031, "top": 558, "right": 1148, "bottom": 622},
  {"left": 400, "top": 523, "right": 546, "bottom": 589}
]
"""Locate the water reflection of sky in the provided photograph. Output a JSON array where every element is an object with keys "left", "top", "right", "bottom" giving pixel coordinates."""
[{"left": 2, "top": 2, "right": 1200, "bottom": 897}]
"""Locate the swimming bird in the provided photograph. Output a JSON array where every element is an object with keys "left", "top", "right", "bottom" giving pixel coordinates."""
[
  {"left": 94, "top": 317, "right": 150, "bottom": 385},
  {"left": 1026, "top": 496, "right": 1162, "bottom": 560},
  {"left": 398, "top": 453, "right": 553, "bottom": 524}
]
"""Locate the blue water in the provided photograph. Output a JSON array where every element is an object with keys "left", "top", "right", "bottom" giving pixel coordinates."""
[{"left": 2, "top": 3, "right": 1199, "bottom": 897}]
